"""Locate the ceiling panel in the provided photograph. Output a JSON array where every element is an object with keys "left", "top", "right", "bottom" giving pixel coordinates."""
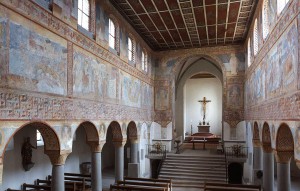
[{"left": 110, "top": 0, "right": 257, "bottom": 50}]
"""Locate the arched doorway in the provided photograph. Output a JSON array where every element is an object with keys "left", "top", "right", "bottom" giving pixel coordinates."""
[
  {"left": 1, "top": 121, "right": 60, "bottom": 190},
  {"left": 175, "top": 56, "right": 224, "bottom": 139}
]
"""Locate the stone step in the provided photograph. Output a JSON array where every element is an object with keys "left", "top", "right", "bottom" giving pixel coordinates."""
[
  {"left": 163, "top": 162, "right": 225, "bottom": 169},
  {"left": 166, "top": 154, "right": 225, "bottom": 158},
  {"left": 166, "top": 157, "right": 225, "bottom": 162},
  {"left": 164, "top": 159, "right": 225, "bottom": 165},
  {"left": 160, "top": 167, "right": 226, "bottom": 175},
  {"left": 159, "top": 171, "right": 226, "bottom": 179},
  {"left": 159, "top": 174, "right": 226, "bottom": 182}
]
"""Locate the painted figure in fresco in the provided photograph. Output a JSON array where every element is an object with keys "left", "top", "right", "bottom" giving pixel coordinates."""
[
  {"left": 295, "top": 127, "right": 300, "bottom": 155},
  {"left": 21, "top": 137, "right": 36, "bottom": 165},
  {"left": 100, "top": 124, "right": 106, "bottom": 139},
  {"left": 61, "top": 126, "right": 72, "bottom": 149}
]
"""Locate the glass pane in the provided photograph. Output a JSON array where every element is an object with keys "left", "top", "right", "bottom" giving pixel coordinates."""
[
  {"left": 109, "top": 20, "right": 115, "bottom": 36},
  {"left": 37, "top": 130, "right": 41, "bottom": 141},
  {"left": 128, "top": 38, "right": 132, "bottom": 50},
  {"left": 82, "top": 15, "right": 89, "bottom": 30},
  {"left": 128, "top": 51, "right": 132, "bottom": 61},
  {"left": 109, "top": 35, "right": 115, "bottom": 49},
  {"left": 78, "top": 0, "right": 83, "bottom": 10},
  {"left": 83, "top": 0, "right": 90, "bottom": 15},
  {"left": 78, "top": 11, "right": 82, "bottom": 25}
]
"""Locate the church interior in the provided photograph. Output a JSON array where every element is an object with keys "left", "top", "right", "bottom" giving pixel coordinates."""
[{"left": 0, "top": 0, "right": 300, "bottom": 190}]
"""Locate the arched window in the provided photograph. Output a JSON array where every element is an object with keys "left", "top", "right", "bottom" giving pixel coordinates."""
[
  {"left": 253, "top": 19, "right": 258, "bottom": 56},
  {"left": 142, "top": 51, "right": 148, "bottom": 72},
  {"left": 78, "top": 0, "right": 90, "bottom": 31},
  {"left": 262, "top": 0, "right": 269, "bottom": 39},
  {"left": 277, "top": 0, "right": 290, "bottom": 15},
  {"left": 109, "top": 18, "right": 116, "bottom": 49},
  {"left": 247, "top": 38, "right": 251, "bottom": 66},
  {"left": 128, "top": 37, "right": 134, "bottom": 62}
]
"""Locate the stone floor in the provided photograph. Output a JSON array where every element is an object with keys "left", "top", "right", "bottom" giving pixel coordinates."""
[{"left": 102, "top": 147, "right": 300, "bottom": 191}]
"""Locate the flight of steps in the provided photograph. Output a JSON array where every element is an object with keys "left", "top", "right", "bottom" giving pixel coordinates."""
[{"left": 158, "top": 154, "right": 227, "bottom": 188}]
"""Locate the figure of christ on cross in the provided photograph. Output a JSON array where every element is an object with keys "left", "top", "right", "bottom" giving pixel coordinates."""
[{"left": 198, "top": 97, "right": 211, "bottom": 124}]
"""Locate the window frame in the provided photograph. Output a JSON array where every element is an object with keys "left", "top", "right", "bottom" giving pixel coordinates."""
[
  {"left": 141, "top": 51, "right": 148, "bottom": 73},
  {"left": 247, "top": 38, "right": 251, "bottom": 67},
  {"left": 109, "top": 18, "right": 116, "bottom": 50},
  {"left": 128, "top": 37, "right": 134, "bottom": 62},
  {"left": 262, "top": 0, "right": 269, "bottom": 40},
  {"left": 77, "top": 0, "right": 90, "bottom": 31},
  {"left": 253, "top": 19, "right": 258, "bottom": 56}
]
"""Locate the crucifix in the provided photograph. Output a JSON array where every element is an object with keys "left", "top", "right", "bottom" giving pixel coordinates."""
[{"left": 198, "top": 97, "right": 211, "bottom": 124}]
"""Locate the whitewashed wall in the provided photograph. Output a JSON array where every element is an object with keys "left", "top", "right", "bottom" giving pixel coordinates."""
[{"left": 185, "top": 78, "right": 222, "bottom": 136}]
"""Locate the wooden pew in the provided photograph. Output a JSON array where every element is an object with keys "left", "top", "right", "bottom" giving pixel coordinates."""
[
  {"left": 117, "top": 180, "right": 169, "bottom": 189},
  {"left": 44, "top": 177, "right": 91, "bottom": 191},
  {"left": 110, "top": 184, "right": 167, "bottom": 191},
  {"left": 64, "top": 172, "right": 91, "bottom": 178},
  {"left": 204, "top": 182, "right": 261, "bottom": 191},
  {"left": 124, "top": 177, "right": 172, "bottom": 191},
  {"left": 22, "top": 183, "right": 51, "bottom": 190},
  {"left": 37, "top": 179, "right": 85, "bottom": 191}
]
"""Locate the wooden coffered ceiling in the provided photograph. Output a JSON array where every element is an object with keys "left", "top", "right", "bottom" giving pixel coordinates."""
[{"left": 110, "top": 0, "right": 257, "bottom": 51}]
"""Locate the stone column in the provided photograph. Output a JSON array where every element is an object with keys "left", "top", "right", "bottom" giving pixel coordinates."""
[
  {"left": 262, "top": 146, "right": 274, "bottom": 191},
  {"left": 275, "top": 151, "right": 293, "bottom": 191},
  {"left": 45, "top": 151, "right": 69, "bottom": 191},
  {"left": 253, "top": 140, "right": 263, "bottom": 170},
  {"left": 88, "top": 141, "right": 105, "bottom": 191},
  {"left": 114, "top": 141, "right": 126, "bottom": 182},
  {"left": 130, "top": 138, "right": 139, "bottom": 163}
]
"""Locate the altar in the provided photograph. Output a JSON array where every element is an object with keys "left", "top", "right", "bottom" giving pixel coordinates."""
[{"left": 198, "top": 125, "right": 210, "bottom": 133}]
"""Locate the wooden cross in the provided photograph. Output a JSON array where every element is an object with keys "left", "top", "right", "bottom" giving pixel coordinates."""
[{"left": 198, "top": 97, "right": 211, "bottom": 123}]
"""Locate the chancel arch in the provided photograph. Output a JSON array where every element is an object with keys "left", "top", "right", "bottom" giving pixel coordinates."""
[{"left": 175, "top": 55, "right": 224, "bottom": 139}]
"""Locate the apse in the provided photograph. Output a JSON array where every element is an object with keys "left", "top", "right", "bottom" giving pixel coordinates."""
[
  {"left": 184, "top": 73, "right": 222, "bottom": 136},
  {"left": 175, "top": 56, "right": 223, "bottom": 139}
]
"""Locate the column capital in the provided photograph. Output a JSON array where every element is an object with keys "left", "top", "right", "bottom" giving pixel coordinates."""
[
  {"left": 253, "top": 139, "right": 261, "bottom": 147},
  {"left": 274, "top": 151, "right": 293, "bottom": 164},
  {"left": 87, "top": 141, "right": 106, "bottom": 153},
  {"left": 130, "top": 136, "right": 140, "bottom": 144},
  {"left": 262, "top": 143, "right": 273, "bottom": 153},
  {"left": 296, "top": 161, "right": 300, "bottom": 170},
  {"left": 45, "top": 150, "right": 71, "bottom": 165},
  {"left": 113, "top": 140, "right": 126, "bottom": 148}
]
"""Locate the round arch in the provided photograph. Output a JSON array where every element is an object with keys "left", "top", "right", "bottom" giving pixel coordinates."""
[
  {"left": 175, "top": 56, "right": 224, "bottom": 139},
  {"left": 2, "top": 121, "right": 60, "bottom": 158},
  {"left": 276, "top": 123, "right": 294, "bottom": 152},
  {"left": 74, "top": 121, "right": 99, "bottom": 142},
  {"left": 262, "top": 122, "right": 272, "bottom": 152},
  {"left": 127, "top": 121, "right": 137, "bottom": 140},
  {"left": 107, "top": 121, "right": 123, "bottom": 142},
  {"left": 253, "top": 121, "right": 260, "bottom": 140}
]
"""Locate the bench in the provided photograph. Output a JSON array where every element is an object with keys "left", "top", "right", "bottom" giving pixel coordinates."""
[
  {"left": 37, "top": 179, "right": 91, "bottom": 191},
  {"left": 204, "top": 182, "right": 261, "bottom": 191},
  {"left": 110, "top": 184, "right": 167, "bottom": 191},
  {"left": 124, "top": 177, "right": 172, "bottom": 191},
  {"left": 22, "top": 183, "right": 51, "bottom": 190},
  {"left": 117, "top": 180, "right": 170, "bottom": 190}
]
